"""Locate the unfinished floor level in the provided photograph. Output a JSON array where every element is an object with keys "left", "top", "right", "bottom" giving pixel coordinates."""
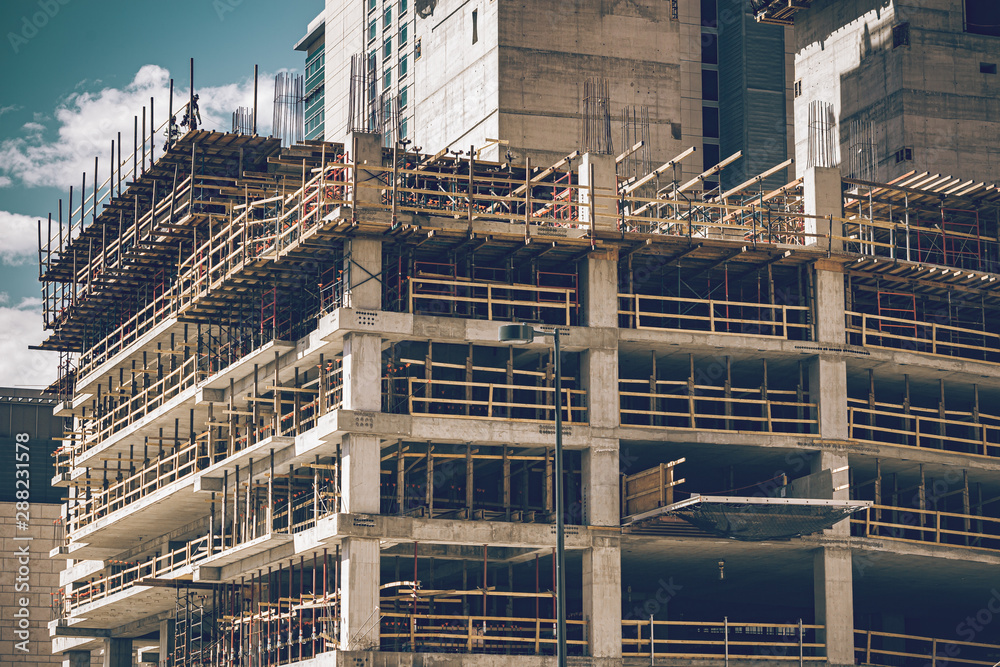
[{"left": 38, "top": 126, "right": 1000, "bottom": 667}]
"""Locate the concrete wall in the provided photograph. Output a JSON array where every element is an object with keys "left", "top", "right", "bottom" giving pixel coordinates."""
[
  {"left": 324, "top": 0, "right": 366, "bottom": 145},
  {"left": 496, "top": 0, "right": 683, "bottom": 167},
  {"left": 412, "top": 0, "right": 501, "bottom": 156},
  {"left": 794, "top": 0, "right": 1000, "bottom": 182},
  {"left": 411, "top": 0, "right": 696, "bottom": 172}
]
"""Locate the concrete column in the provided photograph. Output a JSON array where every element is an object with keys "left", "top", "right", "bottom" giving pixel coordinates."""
[
  {"left": 579, "top": 153, "right": 617, "bottom": 233},
  {"left": 343, "top": 238, "right": 382, "bottom": 310},
  {"left": 102, "top": 638, "right": 131, "bottom": 667},
  {"left": 343, "top": 332, "right": 382, "bottom": 412},
  {"left": 582, "top": 437, "right": 620, "bottom": 527},
  {"left": 158, "top": 618, "right": 174, "bottom": 666},
  {"left": 340, "top": 536, "right": 380, "bottom": 650},
  {"left": 350, "top": 132, "right": 384, "bottom": 207},
  {"left": 813, "top": 262, "right": 846, "bottom": 344},
  {"left": 341, "top": 433, "right": 380, "bottom": 514},
  {"left": 809, "top": 357, "right": 848, "bottom": 442},
  {"left": 814, "top": 546, "right": 854, "bottom": 667},
  {"left": 582, "top": 541, "right": 622, "bottom": 658},
  {"left": 65, "top": 650, "right": 90, "bottom": 667},
  {"left": 580, "top": 252, "right": 619, "bottom": 328},
  {"left": 804, "top": 166, "right": 844, "bottom": 252},
  {"left": 582, "top": 347, "right": 618, "bottom": 430}
]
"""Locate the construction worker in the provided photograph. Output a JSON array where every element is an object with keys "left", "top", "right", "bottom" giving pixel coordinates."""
[
  {"left": 163, "top": 116, "right": 180, "bottom": 151},
  {"left": 190, "top": 93, "right": 202, "bottom": 130}
]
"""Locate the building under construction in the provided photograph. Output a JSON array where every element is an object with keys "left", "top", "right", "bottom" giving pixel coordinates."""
[
  {"left": 37, "top": 115, "right": 1000, "bottom": 666},
  {"left": 34, "top": 1, "right": 1000, "bottom": 666}
]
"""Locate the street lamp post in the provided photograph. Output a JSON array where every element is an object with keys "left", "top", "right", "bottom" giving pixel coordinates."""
[{"left": 498, "top": 323, "right": 567, "bottom": 667}]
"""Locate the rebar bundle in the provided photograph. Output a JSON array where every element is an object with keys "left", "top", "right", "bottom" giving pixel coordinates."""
[
  {"left": 379, "top": 90, "right": 401, "bottom": 147},
  {"left": 807, "top": 100, "right": 837, "bottom": 169},
  {"left": 621, "top": 105, "right": 651, "bottom": 182},
  {"left": 232, "top": 106, "right": 254, "bottom": 135},
  {"left": 583, "top": 78, "right": 614, "bottom": 156},
  {"left": 848, "top": 116, "right": 878, "bottom": 182},
  {"left": 272, "top": 73, "right": 304, "bottom": 147},
  {"left": 347, "top": 52, "right": 376, "bottom": 135}
]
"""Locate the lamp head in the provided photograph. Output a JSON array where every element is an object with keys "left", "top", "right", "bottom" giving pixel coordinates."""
[{"left": 498, "top": 324, "right": 535, "bottom": 344}]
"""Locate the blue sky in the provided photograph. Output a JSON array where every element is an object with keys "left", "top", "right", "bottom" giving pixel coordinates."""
[{"left": 0, "top": 0, "right": 323, "bottom": 387}]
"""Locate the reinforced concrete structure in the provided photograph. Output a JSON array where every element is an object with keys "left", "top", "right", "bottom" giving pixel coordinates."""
[
  {"left": 34, "top": 77, "right": 1000, "bottom": 667},
  {"left": 298, "top": 0, "right": 798, "bottom": 186},
  {"left": 753, "top": 0, "right": 1000, "bottom": 183}
]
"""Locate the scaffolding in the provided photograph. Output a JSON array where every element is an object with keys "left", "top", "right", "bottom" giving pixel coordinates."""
[{"left": 619, "top": 354, "right": 816, "bottom": 435}]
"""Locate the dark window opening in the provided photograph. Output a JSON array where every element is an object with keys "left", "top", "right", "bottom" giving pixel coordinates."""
[
  {"left": 966, "top": 0, "right": 1000, "bottom": 37},
  {"left": 702, "top": 107, "right": 720, "bottom": 139},
  {"left": 703, "top": 142, "right": 720, "bottom": 169},
  {"left": 794, "top": 80, "right": 802, "bottom": 98},
  {"left": 892, "top": 22, "right": 910, "bottom": 48},
  {"left": 982, "top": 62, "right": 997, "bottom": 74},
  {"left": 895, "top": 147, "right": 913, "bottom": 163},
  {"left": 472, "top": 9, "right": 478, "bottom": 44},
  {"left": 701, "top": 0, "right": 717, "bottom": 28},
  {"left": 702, "top": 70, "right": 719, "bottom": 102},
  {"left": 701, "top": 34, "right": 718, "bottom": 65}
]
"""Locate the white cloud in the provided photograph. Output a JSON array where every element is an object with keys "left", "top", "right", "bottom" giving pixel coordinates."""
[
  {"left": 0, "top": 64, "right": 281, "bottom": 193},
  {"left": 0, "top": 104, "right": 21, "bottom": 118},
  {"left": 0, "top": 301, "right": 58, "bottom": 390},
  {"left": 18, "top": 296, "right": 43, "bottom": 308},
  {"left": 0, "top": 292, "right": 9, "bottom": 305},
  {"left": 22, "top": 121, "right": 45, "bottom": 133},
  {"left": 0, "top": 210, "right": 42, "bottom": 265}
]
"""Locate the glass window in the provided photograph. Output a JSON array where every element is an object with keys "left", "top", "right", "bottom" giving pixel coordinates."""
[
  {"left": 400, "top": 54, "right": 409, "bottom": 78},
  {"left": 701, "top": 34, "right": 718, "bottom": 64},
  {"left": 700, "top": 0, "right": 717, "bottom": 28},
  {"left": 400, "top": 116, "right": 408, "bottom": 139},
  {"left": 701, "top": 69, "right": 718, "bottom": 101},
  {"left": 368, "top": 20, "right": 377, "bottom": 43},
  {"left": 384, "top": 68, "right": 392, "bottom": 89},
  {"left": 966, "top": 0, "right": 1000, "bottom": 37},
  {"left": 399, "top": 86, "right": 408, "bottom": 109},
  {"left": 399, "top": 0, "right": 408, "bottom": 14},
  {"left": 383, "top": 38, "right": 392, "bottom": 59},
  {"left": 399, "top": 23, "right": 408, "bottom": 46},
  {"left": 368, "top": 0, "right": 376, "bottom": 12},
  {"left": 383, "top": 7, "right": 392, "bottom": 29},
  {"left": 702, "top": 107, "right": 719, "bottom": 139},
  {"left": 702, "top": 142, "right": 720, "bottom": 170}
]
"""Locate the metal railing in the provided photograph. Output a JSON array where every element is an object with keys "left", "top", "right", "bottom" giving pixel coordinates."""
[{"left": 622, "top": 618, "right": 825, "bottom": 661}]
